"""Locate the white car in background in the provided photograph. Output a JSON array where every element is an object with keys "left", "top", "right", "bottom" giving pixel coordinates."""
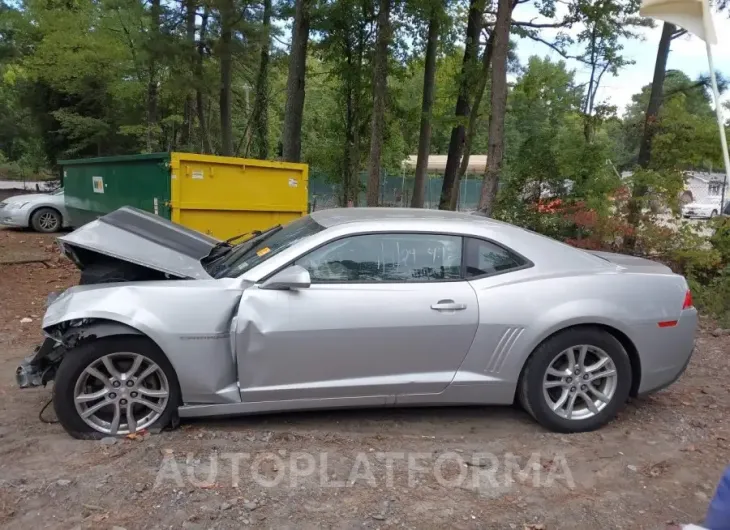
[
  {"left": 682, "top": 198, "right": 728, "bottom": 219},
  {"left": 0, "top": 189, "right": 69, "bottom": 233}
]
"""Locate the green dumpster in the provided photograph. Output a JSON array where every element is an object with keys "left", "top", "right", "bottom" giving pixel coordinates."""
[{"left": 61, "top": 153, "right": 171, "bottom": 227}]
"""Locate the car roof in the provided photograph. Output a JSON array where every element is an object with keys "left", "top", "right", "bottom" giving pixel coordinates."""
[
  {"left": 308, "top": 207, "right": 611, "bottom": 272},
  {"left": 310, "top": 207, "right": 503, "bottom": 227}
]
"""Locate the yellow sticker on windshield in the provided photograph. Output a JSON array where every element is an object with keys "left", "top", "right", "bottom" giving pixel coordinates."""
[{"left": 256, "top": 247, "right": 271, "bottom": 257}]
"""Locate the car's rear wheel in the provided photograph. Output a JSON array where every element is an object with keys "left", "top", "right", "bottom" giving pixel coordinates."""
[
  {"left": 30, "top": 207, "right": 61, "bottom": 233},
  {"left": 53, "top": 336, "right": 180, "bottom": 439},
  {"left": 710, "top": 210, "right": 718, "bottom": 218},
  {"left": 519, "top": 327, "right": 632, "bottom": 433}
]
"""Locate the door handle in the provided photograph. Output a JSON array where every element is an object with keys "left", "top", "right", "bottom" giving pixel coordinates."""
[{"left": 431, "top": 299, "right": 467, "bottom": 311}]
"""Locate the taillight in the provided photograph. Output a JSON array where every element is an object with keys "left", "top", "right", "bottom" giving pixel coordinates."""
[{"left": 682, "top": 289, "right": 693, "bottom": 310}]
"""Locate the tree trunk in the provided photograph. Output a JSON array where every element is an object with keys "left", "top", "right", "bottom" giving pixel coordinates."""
[
  {"left": 365, "top": 0, "right": 392, "bottom": 207},
  {"left": 449, "top": 28, "right": 495, "bottom": 210},
  {"left": 477, "top": 0, "right": 513, "bottom": 215},
  {"left": 342, "top": 30, "right": 363, "bottom": 206},
  {"left": 583, "top": 27, "right": 597, "bottom": 143},
  {"left": 411, "top": 7, "right": 440, "bottom": 208},
  {"left": 218, "top": 0, "right": 235, "bottom": 156},
  {"left": 638, "top": 22, "right": 674, "bottom": 168},
  {"left": 347, "top": 22, "right": 366, "bottom": 206},
  {"left": 625, "top": 22, "right": 675, "bottom": 251},
  {"left": 180, "top": 0, "right": 197, "bottom": 148},
  {"left": 343, "top": 72, "right": 354, "bottom": 207},
  {"left": 146, "top": 0, "right": 161, "bottom": 152},
  {"left": 438, "top": 0, "right": 483, "bottom": 210},
  {"left": 282, "top": 0, "right": 311, "bottom": 162},
  {"left": 196, "top": 8, "right": 213, "bottom": 154},
  {"left": 250, "top": 0, "right": 272, "bottom": 159}
]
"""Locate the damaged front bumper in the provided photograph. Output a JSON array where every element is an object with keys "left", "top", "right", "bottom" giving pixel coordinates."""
[{"left": 16, "top": 338, "right": 64, "bottom": 388}]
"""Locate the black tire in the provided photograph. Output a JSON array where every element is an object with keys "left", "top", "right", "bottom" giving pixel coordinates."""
[
  {"left": 710, "top": 210, "right": 718, "bottom": 218},
  {"left": 30, "top": 207, "right": 62, "bottom": 233},
  {"left": 79, "top": 262, "right": 146, "bottom": 285},
  {"left": 518, "top": 327, "right": 632, "bottom": 433},
  {"left": 53, "top": 336, "right": 180, "bottom": 439}
]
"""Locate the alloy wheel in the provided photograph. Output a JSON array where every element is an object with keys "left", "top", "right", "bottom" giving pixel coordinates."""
[
  {"left": 38, "top": 212, "right": 59, "bottom": 231},
  {"left": 73, "top": 352, "right": 170, "bottom": 435},
  {"left": 542, "top": 344, "right": 618, "bottom": 420}
]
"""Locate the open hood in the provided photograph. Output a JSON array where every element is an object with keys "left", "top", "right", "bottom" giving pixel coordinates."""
[{"left": 59, "top": 207, "right": 219, "bottom": 279}]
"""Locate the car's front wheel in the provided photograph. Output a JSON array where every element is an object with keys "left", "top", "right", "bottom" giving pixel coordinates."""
[
  {"left": 53, "top": 336, "right": 180, "bottom": 439},
  {"left": 519, "top": 327, "right": 632, "bottom": 433}
]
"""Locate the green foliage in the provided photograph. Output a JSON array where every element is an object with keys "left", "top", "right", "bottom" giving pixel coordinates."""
[
  {"left": 495, "top": 56, "right": 621, "bottom": 230},
  {"left": 651, "top": 96, "right": 724, "bottom": 170},
  {"left": 51, "top": 109, "right": 112, "bottom": 157},
  {"left": 681, "top": 225, "right": 730, "bottom": 326},
  {"left": 710, "top": 217, "right": 730, "bottom": 267},
  {"left": 676, "top": 218, "right": 730, "bottom": 325},
  {"left": 620, "top": 70, "right": 722, "bottom": 170}
]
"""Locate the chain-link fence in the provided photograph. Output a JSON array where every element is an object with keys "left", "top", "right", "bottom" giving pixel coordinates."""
[{"left": 308, "top": 170, "right": 485, "bottom": 212}]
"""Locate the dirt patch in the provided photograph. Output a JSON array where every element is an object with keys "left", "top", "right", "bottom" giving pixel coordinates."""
[
  {"left": 0, "top": 229, "right": 78, "bottom": 346},
  {"left": 0, "top": 227, "right": 728, "bottom": 530}
]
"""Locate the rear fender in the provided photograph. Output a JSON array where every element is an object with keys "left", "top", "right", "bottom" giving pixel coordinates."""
[{"left": 467, "top": 298, "right": 638, "bottom": 391}]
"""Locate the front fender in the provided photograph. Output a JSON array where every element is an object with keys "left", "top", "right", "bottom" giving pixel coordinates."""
[
  {"left": 43, "top": 284, "right": 170, "bottom": 354},
  {"left": 42, "top": 280, "right": 245, "bottom": 405},
  {"left": 57, "top": 320, "right": 143, "bottom": 341}
]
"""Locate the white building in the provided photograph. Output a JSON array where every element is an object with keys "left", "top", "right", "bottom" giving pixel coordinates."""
[{"left": 682, "top": 171, "right": 726, "bottom": 204}]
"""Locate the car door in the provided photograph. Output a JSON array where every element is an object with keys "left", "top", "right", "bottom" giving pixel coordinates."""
[{"left": 235, "top": 232, "right": 479, "bottom": 402}]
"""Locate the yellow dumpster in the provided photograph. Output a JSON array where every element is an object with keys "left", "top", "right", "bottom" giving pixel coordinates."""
[{"left": 169, "top": 153, "right": 308, "bottom": 240}]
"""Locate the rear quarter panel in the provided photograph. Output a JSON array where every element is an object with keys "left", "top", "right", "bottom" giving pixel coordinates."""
[{"left": 460, "top": 268, "right": 695, "bottom": 400}]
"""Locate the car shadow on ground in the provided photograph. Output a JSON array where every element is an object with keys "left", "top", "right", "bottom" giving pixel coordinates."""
[{"left": 183, "top": 404, "right": 541, "bottom": 435}]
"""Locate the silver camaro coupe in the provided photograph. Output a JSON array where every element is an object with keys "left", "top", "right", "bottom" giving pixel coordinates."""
[{"left": 16, "top": 207, "right": 697, "bottom": 438}]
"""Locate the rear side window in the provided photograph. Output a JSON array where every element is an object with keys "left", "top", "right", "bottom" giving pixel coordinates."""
[{"left": 464, "top": 237, "right": 527, "bottom": 278}]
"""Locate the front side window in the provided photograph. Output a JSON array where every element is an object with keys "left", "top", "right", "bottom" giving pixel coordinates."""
[
  {"left": 464, "top": 237, "right": 527, "bottom": 278},
  {"left": 296, "top": 233, "right": 462, "bottom": 283}
]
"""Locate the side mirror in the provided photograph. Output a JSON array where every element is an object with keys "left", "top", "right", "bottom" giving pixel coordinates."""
[{"left": 260, "top": 265, "right": 311, "bottom": 290}]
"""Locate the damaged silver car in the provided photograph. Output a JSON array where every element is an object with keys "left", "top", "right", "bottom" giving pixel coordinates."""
[{"left": 17, "top": 206, "right": 697, "bottom": 438}]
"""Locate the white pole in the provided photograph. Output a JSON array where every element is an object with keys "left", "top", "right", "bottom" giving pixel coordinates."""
[{"left": 706, "top": 41, "right": 730, "bottom": 209}]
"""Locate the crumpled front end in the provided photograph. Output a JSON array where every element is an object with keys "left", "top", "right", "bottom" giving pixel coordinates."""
[
  {"left": 15, "top": 314, "right": 121, "bottom": 390},
  {"left": 19, "top": 278, "right": 248, "bottom": 406},
  {"left": 16, "top": 338, "right": 64, "bottom": 388}
]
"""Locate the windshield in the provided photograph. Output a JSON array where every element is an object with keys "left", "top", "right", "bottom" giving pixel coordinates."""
[{"left": 211, "top": 216, "right": 325, "bottom": 278}]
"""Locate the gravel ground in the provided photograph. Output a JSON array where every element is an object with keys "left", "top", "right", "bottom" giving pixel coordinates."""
[{"left": 0, "top": 227, "right": 728, "bottom": 530}]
